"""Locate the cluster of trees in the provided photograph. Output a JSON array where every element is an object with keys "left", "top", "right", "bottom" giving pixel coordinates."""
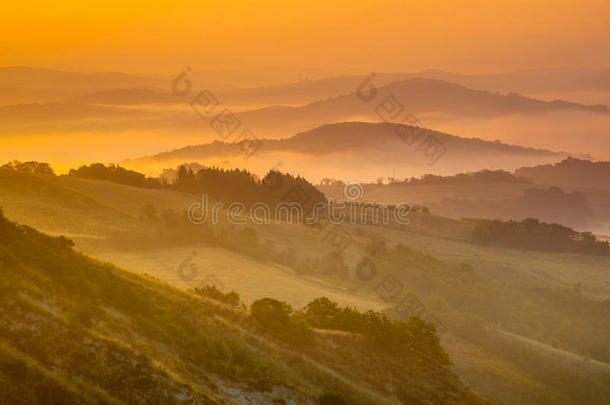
[
  {"left": 1, "top": 160, "right": 55, "bottom": 175},
  {"left": 303, "top": 297, "right": 450, "bottom": 365},
  {"left": 393, "top": 169, "right": 530, "bottom": 186},
  {"left": 247, "top": 296, "right": 450, "bottom": 365},
  {"left": 472, "top": 218, "right": 610, "bottom": 255},
  {"left": 320, "top": 169, "right": 529, "bottom": 188},
  {"left": 68, "top": 163, "right": 161, "bottom": 188},
  {"left": 430, "top": 186, "right": 593, "bottom": 229},
  {"left": 174, "top": 165, "right": 325, "bottom": 207},
  {"left": 515, "top": 157, "right": 610, "bottom": 190},
  {"left": 242, "top": 289, "right": 452, "bottom": 360}
]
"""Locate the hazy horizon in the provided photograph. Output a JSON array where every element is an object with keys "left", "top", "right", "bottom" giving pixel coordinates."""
[{"left": 2, "top": 2, "right": 610, "bottom": 404}]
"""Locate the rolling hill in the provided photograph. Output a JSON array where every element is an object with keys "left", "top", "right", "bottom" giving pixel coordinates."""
[
  {"left": 122, "top": 122, "right": 571, "bottom": 181},
  {"left": 213, "top": 68, "right": 610, "bottom": 107},
  {"left": 0, "top": 207, "right": 491, "bottom": 404},
  {"left": 3, "top": 67, "right": 610, "bottom": 167},
  {"left": 2, "top": 76, "right": 607, "bottom": 137},
  {"left": 1, "top": 165, "right": 610, "bottom": 405},
  {"left": 14, "top": 67, "right": 606, "bottom": 108}
]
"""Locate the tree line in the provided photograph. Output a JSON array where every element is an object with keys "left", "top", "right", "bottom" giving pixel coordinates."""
[
  {"left": 471, "top": 217, "right": 610, "bottom": 255},
  {"left": 68, "top": 163, "right": 161, "bottom": 188}
]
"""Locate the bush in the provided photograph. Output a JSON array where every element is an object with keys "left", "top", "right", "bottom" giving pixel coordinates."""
[
  {"left": 251, "top": 298, "right": 292, "bottom": 327},
  {"left": 251, "top": 298, "right": 314, "bottom": 346}
]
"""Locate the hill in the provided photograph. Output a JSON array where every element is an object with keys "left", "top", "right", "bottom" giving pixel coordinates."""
[
  {"left": 69, "top": 69, "right": 610, "bottom": 108},
  {"left": 3, "top": 76, "right": 607, "bottom": 138},
  {"left": 2, "top": 167, "right": 610, "bottom": 405},
  {"left": 215, "top": 68, "right": 610, "bottom": 106},
  {"left": 317, "top": 165, "right": 610, "bottom": 233},
  {"left": 407, "top": 68, "right": 610, "bottom": 95},
  {"left": 205, "top": 78, "right": 609, "bottom": 140},
  {"left": 0, "top": 209, "right": 488, "bottom": 404},
  {"left": 123, "top": 122, "right": 570, "bottom": 181},
  {"left": 4, "top": 66, "right": 610, "bottom": 106},
  {"left": 301, "top": 77, "right": 609, "bottom": 117}
]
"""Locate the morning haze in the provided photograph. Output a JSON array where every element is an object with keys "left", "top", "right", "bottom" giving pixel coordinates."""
[{"left": 1, "top": 1, "right": 609, "bottom": 404}]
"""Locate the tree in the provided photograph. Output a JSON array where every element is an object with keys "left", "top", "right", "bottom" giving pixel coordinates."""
[
  {"left": 251, "top": 298, "right": 313, "bottom": 346},
  {"left": 304, "top": 297, "right": 340, "bottom": 328},
  {"left": 2, "top": 160, "right": 55, "bottom": 175},
  {"left": 251, "top": 298, "right": 292, "bottom": 328},
  {"left": 402, "top": 317, "right": 451, "bottom": 365}
]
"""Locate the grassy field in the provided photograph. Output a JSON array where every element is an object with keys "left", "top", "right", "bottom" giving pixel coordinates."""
[
  {"left": 97, "top": 245, "right": 387, "bottom": 311},
  {"left": 5, "top": 171, "right": 607, "bottom": 303},
  {"left": 2, "top": 170, "right": 609, "bottom": 405}
]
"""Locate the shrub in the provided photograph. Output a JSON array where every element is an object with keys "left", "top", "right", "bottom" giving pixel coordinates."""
[{"left": 192, "top": 285, "right": 241, "bottom": 307}]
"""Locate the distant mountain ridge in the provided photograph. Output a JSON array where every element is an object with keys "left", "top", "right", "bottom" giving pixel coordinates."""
[
  {"left": 292, "top": 77, "right": 609, "bottom": 117},
  {"left": 213, "top": 77, "right": 609, "bottom": 139},
  {"left": 52, "top": 76, "right": 610, "bottom": 116},
  {"left": 4, "top": 66, "right": 610, "bottom": 105},
  {"left": 221, "top": 67, "right": 610, "bottom": 104},
  {"left": 1, "top": 69, "right": 607, "bottom": 143}
]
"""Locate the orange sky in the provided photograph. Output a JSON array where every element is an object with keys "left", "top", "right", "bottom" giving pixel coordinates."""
[{"left": 2, "top": 0, "right": 610, "bottom": 77}]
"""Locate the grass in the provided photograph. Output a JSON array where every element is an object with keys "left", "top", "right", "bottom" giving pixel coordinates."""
[
  {"left": 0, "top": 209, "right": 487, "bottom": 404},
  {"left": 1, "top": 170, "right": 610, "bottom": 404},
  {"left": 98, "top": 245, "right": 388, "bottom": 311}
]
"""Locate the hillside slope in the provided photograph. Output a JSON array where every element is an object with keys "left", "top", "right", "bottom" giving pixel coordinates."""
[{"left": 0, "top": 211, "right": 487, "bottom": 404}]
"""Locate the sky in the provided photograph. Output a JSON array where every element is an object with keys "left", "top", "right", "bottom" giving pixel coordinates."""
[{"left": 2, "top": 0, "right": 610, "bottom": 78}]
